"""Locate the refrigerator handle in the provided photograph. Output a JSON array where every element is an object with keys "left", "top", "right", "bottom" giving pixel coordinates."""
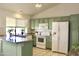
[{"left": 53, "top": 32, "right": 56, "bottom": 35}]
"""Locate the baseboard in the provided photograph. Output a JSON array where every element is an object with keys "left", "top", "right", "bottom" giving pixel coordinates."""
[
  {"left": 46, "top": 48, "right": 51, "bottom": 50},
  {"left": 52, "top": 51, "right": 68, "bottom": 55},
  {"left": 33, "top": 45, "right": 36, "bottom": 47}
]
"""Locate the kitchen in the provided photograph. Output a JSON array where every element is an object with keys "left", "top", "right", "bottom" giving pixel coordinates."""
[{"left": 0, "top": 3, "right": 79, "bottom": 56}]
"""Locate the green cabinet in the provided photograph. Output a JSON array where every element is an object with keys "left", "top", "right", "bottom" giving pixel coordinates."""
[
  {"left": 21, "top": 41, "right": 33, "bottom": 56},
  {"left": 48, "top": 19, "right": 52, "bottom": 29},
  {"left": 3, "top": 41, "right": 17, "bottom": 56},
  {"left": 31, "top": 19, "right": 35, "bottom": 29},
  {"left": 46, "top": 36, "right": 52, "bottom": 49},
  {"left": 3, "top": 40, "right": 33, "bottom": 56}
]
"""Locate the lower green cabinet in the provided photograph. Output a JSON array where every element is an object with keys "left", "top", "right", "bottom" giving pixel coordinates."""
[
  {"left": 3, "top": 40, "right": 33, "bottom": 56},
  {"left": 46, "top": 36, "right": 52, "bottom": 49},
  {"left": 21, "top": 41, "right": 33, "bottom": 56}
]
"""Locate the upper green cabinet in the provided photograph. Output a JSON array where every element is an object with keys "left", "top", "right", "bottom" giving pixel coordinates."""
[
  {"left": 34, "top": 19, "right": 39, "bottom": 29},
  {"left": 31, "top": 19, "right": 35, "bottom": 29},
  {"left": 48, "top": 19, "right": 53, "bottom": 29}
]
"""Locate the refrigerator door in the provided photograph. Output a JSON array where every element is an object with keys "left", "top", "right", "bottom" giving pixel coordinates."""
[
  {"left": 52, "top": 22, "right": 59, "bottom": 51},
  {"left": 58, "top": 22, "right": 69, "bottom": 54}
]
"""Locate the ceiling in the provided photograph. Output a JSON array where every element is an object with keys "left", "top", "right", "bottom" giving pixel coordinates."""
[{"left": 0, "top": 3, "right": 59, "bottom": 16}]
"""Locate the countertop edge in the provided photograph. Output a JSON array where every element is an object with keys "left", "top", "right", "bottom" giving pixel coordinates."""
[{"left": 3, "top": 40, "right": 33, "bottom": 44}]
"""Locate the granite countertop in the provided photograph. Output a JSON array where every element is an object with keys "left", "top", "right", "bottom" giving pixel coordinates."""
[
  {"left": 3, "top": 39, "right": 33, "bottom": 44},
  {"left": 0, "top": 34, "right": 33, "bottom": 44},
  {"left": 15, "top": 40, "right": 33, "bottom": 44}
]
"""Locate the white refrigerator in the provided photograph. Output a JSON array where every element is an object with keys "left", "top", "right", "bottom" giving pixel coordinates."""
[{"left": 52, "top": 22, "right": 69, "bottom": 54}]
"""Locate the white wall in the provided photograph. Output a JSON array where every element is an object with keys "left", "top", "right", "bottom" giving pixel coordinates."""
[{"left": 32, "top": 3, "right": 79, "bottom": 18}]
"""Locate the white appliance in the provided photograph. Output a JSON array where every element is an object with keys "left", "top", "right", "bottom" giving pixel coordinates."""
[
  {"left": 36, "top": 23, "right": 49, "bottom": 49},
  {"left": 36, "top": 36, "right": 46, "bottom": 49},
  {"left": 52, "top": 22, "right": 69, "bottom": 54}
]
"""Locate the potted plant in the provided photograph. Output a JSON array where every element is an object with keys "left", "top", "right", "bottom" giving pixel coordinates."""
[{"left": 68, "top": 43, "right": 79, "bottom": 56}]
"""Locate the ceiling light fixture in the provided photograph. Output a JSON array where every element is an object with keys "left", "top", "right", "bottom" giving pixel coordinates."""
[
  {"left": 14, "top": 9, "right": 23, "bottom": 18},
  {"left": 14, "top": 13, "right": 23, "bottom": 18},
  {"left": 35, "top": 3, "right": 42, "bottom": 8}
]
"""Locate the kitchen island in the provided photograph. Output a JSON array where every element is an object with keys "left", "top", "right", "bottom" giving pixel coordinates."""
[{"left": 2, "top": 40, "right": 33, "bottom": 56}]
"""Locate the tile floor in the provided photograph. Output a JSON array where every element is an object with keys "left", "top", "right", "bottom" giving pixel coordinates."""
[{"left": 33, "top": 47, "right": 66, "bottom": 56}]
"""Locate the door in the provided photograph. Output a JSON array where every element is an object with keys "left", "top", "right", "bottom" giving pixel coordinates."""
[
  {"left": 58, "top": 22, "right": 69, "bottom": 53},
  {"left": 52, "top": 22, "right": 59, "bottom": 51}
]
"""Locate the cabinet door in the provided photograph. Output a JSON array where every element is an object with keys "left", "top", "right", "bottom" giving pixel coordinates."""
[
  {"left": 46, "top": 36, "right": 52, "bottom": 49},
  {"left": 59, "top": 22, "right": 68, "bottom": 54},
  {"left": 3, "top": 41, "right": 16, "bottom": 56},
  {"left": 31, "top": 20, "right": 35, "bottom": 29},
  {"left": 52, "top": 22, "right": 59, "bottom": 51},
  {"left": 21, "top": 41, "right": 33, "bottom": 56}
]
